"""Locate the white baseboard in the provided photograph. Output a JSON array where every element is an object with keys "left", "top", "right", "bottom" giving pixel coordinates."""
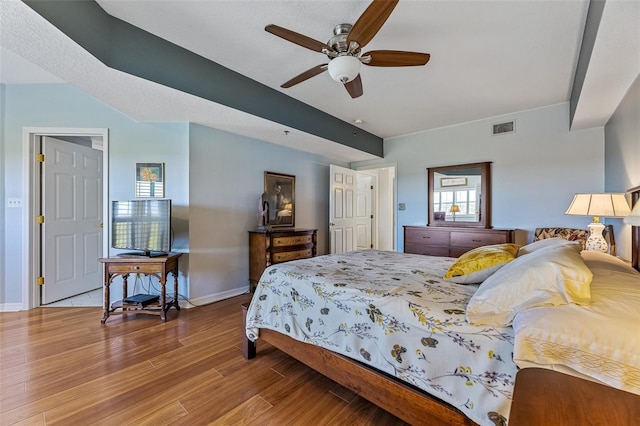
[
  {"left": 178, "top": 286, "right": 250, "bottom": 309},
  {"left": 0, "top": 303, "right": 25, "bottom": 312}
]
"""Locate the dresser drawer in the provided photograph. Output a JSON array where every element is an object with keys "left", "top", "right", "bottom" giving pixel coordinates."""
[
  {"left": 404, "top": 244, "right": 450, "bottom": 257},
  {"left": 272, "top": 248, "right": 313, "bottom": 263},
  {"left": 249, "top": 229, "right": 317, "bottom": 292},
  {"left": 272, "top": 234, "right": 314, "bottom": 247},
  {"left": 404, "top": 228, "right": 449, "bottom": 245},
  {"left": 404, "top": 226, "right": 514, "bottom": 258},
  {"left": 450, "top": 231, "right": 509, "bottom": 248}
]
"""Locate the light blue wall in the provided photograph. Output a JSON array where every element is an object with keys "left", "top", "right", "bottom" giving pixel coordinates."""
[
  {"left": 187, "top": 123, "right": 347, "bottom": 303},
  {"left": 3, "top": 81, "right": 634, "bottom": 308},
  {"left": 0, "top": 83, "right": 348, "bottom": 308},
  {"left": 0, "top": 85, "right": 6, "bottom": 304},
  {"left": 1, "top": 84, "right": 189, "bottom": 306},
  {"left": 604, "top": 73, "right": 640, "bottom": 259},
  {"left": 353, "top": 103, "right": 606, "bottom": 250}
]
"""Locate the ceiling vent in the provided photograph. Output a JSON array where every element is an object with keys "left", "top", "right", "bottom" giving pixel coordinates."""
[{"left": 492, "top": 120, "right": 515, "bottom": 135}]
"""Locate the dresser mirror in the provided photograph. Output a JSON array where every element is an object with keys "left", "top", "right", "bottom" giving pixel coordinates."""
[{"left": 427, "top": 162, "right": 491, "bottom": 228}]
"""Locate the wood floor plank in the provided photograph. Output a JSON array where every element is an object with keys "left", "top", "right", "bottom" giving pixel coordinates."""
[
  {"left": 209, "top": 394, "right": 273, "bottom": 425},
  {"left": 0, "top": 295, "right": 405, "bottom": 425}
]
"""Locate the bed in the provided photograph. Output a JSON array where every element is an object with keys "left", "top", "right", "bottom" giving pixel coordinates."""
[{"left": 243, "top": 192, "right": 640, "bottom": 425}]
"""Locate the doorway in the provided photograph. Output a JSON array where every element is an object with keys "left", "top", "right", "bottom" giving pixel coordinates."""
[
  {"left": 329, "top": 164, "right": 396, "bottom": 254},
  {"left": 22, "top": 128, "right": 109, "bottom": 309},
  {"left": 356, "top": 165, "right": 396, "bottom": 251}
]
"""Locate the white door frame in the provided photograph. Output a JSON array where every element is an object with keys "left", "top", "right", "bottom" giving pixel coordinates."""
[
  {"left": 21, "top": 127, "right": 109, "bottom": 309},
  {"left": 353, "top": 163, "right": 397, "bottom": 251}
]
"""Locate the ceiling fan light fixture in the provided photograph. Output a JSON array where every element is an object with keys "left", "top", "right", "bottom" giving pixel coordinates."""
[{"left": 328, "top": 55, "right": 361, "bottom": 83}]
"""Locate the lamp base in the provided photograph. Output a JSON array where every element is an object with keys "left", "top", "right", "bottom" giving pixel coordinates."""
[{"left": 586, "top": 222, "right": 608, "bottom": 253}]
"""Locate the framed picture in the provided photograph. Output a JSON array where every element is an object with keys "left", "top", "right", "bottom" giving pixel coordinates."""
[
  {"left": 135, "top": 162, "right": 164, "bottom": 198},
  {"left": 264, "top": 171, "right": 295, "bottom": 228},
  {"left": 440, "top": 177, "right": 467, "bottom": 187}
]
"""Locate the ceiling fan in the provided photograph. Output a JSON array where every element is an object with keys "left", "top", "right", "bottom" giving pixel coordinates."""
[{"left": 265, "top": 0, "right": 430, "bottom": 99}]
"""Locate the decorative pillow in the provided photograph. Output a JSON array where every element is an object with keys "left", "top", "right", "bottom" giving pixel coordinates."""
[
  {"left": 513, "top": 251, "right": 640, "bottom": 394},
  {"left": 443, "top": 243, "right": 520, "bottom": 284},
  {"left": 517, "top": 238, "right": 582, "bottom": 257},
  {"left": 533, "top": 227, "right": 589, "bottom": 251},
  {"left": 466, "top": 244, "right": 592, "bottom": 326}
]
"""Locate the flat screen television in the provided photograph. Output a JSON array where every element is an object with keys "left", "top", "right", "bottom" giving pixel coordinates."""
[{"left": 111, "top": 199, "right": 172, "bottom": 257}]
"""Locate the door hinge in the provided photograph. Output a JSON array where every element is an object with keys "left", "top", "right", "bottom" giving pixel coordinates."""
[
  {"left": 36, "top": 153, "right": 45, "bottom": 162},
  {"left": 36, "top": 215, "right": 45, "bottom": 224},
  {"left": 370, "top": 214, "right": 374, "bottom": 219},
  {"left": 370, "top": 185, "right": 374, "bottom": 190},
  {"left": 36, "top": 276, "right": 45, "bottom": 286},
  {"left": 370, "top": 244, "right": 373, "bottom": 249}
]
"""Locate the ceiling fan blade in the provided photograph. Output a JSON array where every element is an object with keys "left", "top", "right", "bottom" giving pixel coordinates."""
[
  {"left": 265, "top": 24, "right": 328, "bottom": 53},
  {"left": 347, "top": 0, "right": 399, "bottom": 49},
  {"left": 363, "top": 50, "right": 430, "bottom": 67},
  {"left": 344, "top": 74, "right": 363, "bottom": 98},
  {"left": 281, "top": 64, "right": 328, "bottom": 88}
]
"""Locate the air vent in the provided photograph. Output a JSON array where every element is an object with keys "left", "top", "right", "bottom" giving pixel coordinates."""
[{"left": 492, "top": 120, "right": 515, "bottom": 135}]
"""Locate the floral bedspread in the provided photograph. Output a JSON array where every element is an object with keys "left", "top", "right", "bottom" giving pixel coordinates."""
[{"left": 245, "top": 250, "right": 516, "bottom": 425}]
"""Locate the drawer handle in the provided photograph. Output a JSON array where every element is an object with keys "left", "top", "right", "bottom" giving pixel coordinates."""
[
  {"left": 472, "top": 239, "right": 482, "bottom": 242},
  {"left": 422, "top": 236, "right": 431, "bottom": 239},
  {"left": 134, "top": 266, "right": 140, "bottom": 270}
]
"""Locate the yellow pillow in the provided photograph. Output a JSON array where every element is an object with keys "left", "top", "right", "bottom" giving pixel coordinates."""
[{"left": 444, "top": 243, "right": 520, "bottom": 284}]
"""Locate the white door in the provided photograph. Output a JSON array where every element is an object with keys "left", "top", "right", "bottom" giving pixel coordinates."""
[
  {"left": 329, "top": 164, "right": 358, "bottom": 254},
  {"left": 356, "top": 174, "right": 374, "bottom": 250},
  {"left": 41, "top": 136, "right": 103, "bottom": 304}
]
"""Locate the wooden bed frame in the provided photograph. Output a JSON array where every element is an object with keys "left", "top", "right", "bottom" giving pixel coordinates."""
[
  {"left": 242, "top": 302, "right": 474, "bottom": 426},
  {"left": 242, "top": 187, "right": 640, "bottom": 426}
]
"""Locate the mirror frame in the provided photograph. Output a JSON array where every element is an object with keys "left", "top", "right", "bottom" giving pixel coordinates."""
[{"left": 427, "top": 161, "right": 491, "bottom": 228}]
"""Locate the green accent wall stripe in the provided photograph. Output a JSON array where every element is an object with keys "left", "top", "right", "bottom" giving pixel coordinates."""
[{"left": 24, "top": 0, "right": 383, "bottom": 157}]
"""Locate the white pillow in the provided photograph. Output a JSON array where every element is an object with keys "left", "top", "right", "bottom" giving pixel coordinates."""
[
  {"left": 517, "top": 237, "right": 582, "bottom": 257},
  {"left": 466, "top": 244, "right": 592, "bottom": 326},
  {"left": 513, "top": 251, "right": 640, "bottom": 394}
]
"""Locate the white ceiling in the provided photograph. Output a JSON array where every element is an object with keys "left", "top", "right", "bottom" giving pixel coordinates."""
[{"left": 1, "top": 1, "right": 638, "bottom": 162}]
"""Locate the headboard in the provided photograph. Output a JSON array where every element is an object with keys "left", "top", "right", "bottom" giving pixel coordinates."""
[{"left": 630, "top": 186, "right": 640, "bottom": 272}]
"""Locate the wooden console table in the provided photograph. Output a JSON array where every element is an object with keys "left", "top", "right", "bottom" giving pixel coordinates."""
[{"left": 99, "top": 253, "right": 182, "bottom": 323}]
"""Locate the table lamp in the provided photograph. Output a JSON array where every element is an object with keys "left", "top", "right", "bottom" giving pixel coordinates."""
[
  {"left": 565, "top": 193, "right": 631, "bottom": 252},
  {"left": 450, "top": 204, "right": 460, "bottom": 222}
]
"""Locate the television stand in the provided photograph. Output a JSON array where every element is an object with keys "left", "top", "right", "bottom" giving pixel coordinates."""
[{"left": 99, "top": 253, "right": 182, "bottom": 323}]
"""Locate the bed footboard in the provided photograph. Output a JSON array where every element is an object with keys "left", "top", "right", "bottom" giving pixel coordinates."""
[
  {"left": 241, "top": 303, "right": 256, "bottom": 359},
  {"left": 241, "top": 303, "right": 474, "bottom": 426}
]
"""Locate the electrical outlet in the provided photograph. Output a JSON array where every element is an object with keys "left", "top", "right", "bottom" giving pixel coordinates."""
[
  {"left": 8, "top": 198, "right": 23, "bottom": 208},
  {"left": 398, "top": 203, "right": 406, "bottom": 211}
]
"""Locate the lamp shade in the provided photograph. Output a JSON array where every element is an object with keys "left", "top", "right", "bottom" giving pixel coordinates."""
[
  {"left": 328, "top": 56, "right": 361, "bottom": 83},
  {"left": 624, "top": 202, "right": 640, "bottom": 226},
  {"left": 450, "top": 205, "right": 460, "bottom": 213},
  {"left": 565, "top": 193, "right": 631, "bottom": 220}
]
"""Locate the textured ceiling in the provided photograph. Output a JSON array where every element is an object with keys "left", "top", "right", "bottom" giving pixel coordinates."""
[{"left": 1, "top": 1, "right": 639, "bottom": 161}]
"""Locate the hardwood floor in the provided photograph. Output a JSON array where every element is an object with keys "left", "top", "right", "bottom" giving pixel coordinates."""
[{"left": 0, "top": 294, "right": 407, "bottom": 425}]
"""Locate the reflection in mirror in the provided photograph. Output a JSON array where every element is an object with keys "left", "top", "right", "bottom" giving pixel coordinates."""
[
  {"left": 428, "top": 162, "right": 491, "bottom": 228},
  {"left": 434, "top": 167, "right": 481, "bottom": 223}
]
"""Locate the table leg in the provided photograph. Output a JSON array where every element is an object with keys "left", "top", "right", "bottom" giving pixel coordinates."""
[
  {"left": 173, "top": 269, "right": 180, "bottom": 311},
  {"left": 160, "top": 276, "right": 167, "bottom": 322},
  {"left": 101, "top": 273, "right": 110, "bottom": 324},
  {"left": 122, "top": 274, "right": 129, "bottom": 299}
]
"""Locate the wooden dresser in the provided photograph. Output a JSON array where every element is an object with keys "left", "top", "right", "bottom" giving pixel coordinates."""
[
  {"left": 404, "top": 226, "right": 514, "bottom": 257},
  {"left": 249, "top": 228, "right": 317, "bottom": 291}
]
